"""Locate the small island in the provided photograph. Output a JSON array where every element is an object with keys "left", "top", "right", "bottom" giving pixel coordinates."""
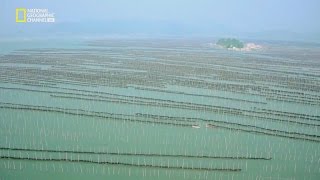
[
  {"left": 215, "top": 38, "right": 262, "bottom": 51},
  {"left": 216, "top": 38, "right": 244, "bottom": 49}
]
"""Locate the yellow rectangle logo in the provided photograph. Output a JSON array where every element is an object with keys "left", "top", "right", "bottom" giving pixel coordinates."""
[{"left": 16, "top": 8, "right": 27, "bottom": 23}]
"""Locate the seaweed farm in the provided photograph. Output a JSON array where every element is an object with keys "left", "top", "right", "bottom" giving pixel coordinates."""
[{"left": 0, "top": 39, "right": 320, "bottom": 179}]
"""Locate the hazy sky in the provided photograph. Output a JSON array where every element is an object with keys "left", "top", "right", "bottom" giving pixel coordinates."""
[{"left": 1, "top": 0, "right": 319, "bottom": 38}]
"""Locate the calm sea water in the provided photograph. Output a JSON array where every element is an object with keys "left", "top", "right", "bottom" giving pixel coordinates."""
[{"left": 0, "top": 39, "right": 319, "bottom": 180}]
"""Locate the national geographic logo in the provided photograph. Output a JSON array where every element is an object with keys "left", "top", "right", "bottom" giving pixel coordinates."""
[
  {"left": 16, "top": 8, "right": 55, "bottom": 23},
  {"left": 16, "top": 8, "right": 26, "bottom": 23}
]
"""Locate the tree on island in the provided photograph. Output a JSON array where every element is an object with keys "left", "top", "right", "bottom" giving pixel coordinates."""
[{"left": 216, "top": 38, "right": 244, "bottom": 49}]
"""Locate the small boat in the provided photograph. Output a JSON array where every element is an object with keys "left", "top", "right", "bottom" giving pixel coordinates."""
[{"left": 192, "top": 125, "right": 200, "bottom": 129}]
